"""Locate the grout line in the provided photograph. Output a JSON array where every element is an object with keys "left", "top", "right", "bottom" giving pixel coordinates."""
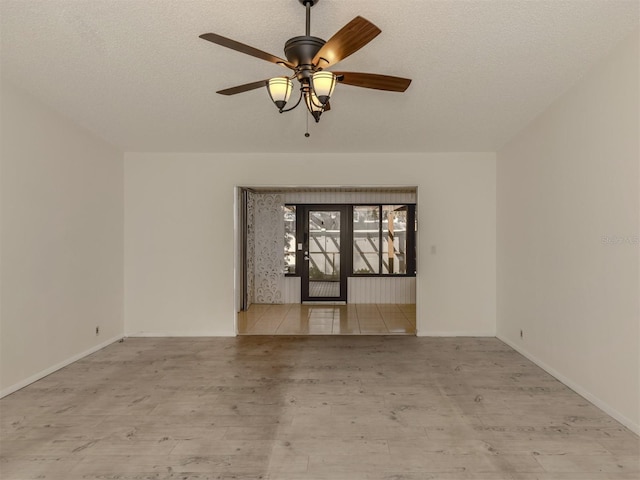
[
  {"left": 353, "top": 303, "right": 361, "bottom": 334},
  {"left": 398, "top": 303, "right": 417, "bottom": 331},
  {"left": 273, "top": 304, "right": 293, "bottom": 334},
  {"left": 249, "top": 304, "right": 278, "bottom": 334},
  {"left": 377, "top": 304, "right": 391, "bottom": 334},
  {"left": 397, "top": 303, "right": 416, "bottom": 332},
  {"left": 398, "top": 303, "right": 410, "bottom": 322}
]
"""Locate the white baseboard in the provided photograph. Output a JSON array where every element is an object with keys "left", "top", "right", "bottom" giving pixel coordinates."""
[
  {"left": 0, "top": 335, "right": 123, "bottom": 399},
  {"left": 126, "top": 331, "right": 236, "bottom": 337},
  {"left": 497, "top": 334, "right": 640, "bottom": 436},
  {"left": 417, "top": 331, "right": 495, "bottom": 337}
]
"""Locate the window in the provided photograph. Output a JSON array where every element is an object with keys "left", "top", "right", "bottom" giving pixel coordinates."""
[
  {"left": 382, "top": 205, "right": 408, "bottom": 274},
  {"left": 353, "top": 205, "right": 415, "bottom": 276},
  {"left": 284, "top": 205, "right": 296, "bottom": 274},
  {"left": 284, "top": 204, "right": 416, "bottom": 277},
  {"left": 353, "top": 206, "right": 380, "bottom": 274}
]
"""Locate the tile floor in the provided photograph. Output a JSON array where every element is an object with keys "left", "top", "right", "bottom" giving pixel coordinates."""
[
  {"left": 1, "top": 336, "right": 637, "bottom": 479},
  {"left": 237, "top": 303, "right": 416, "bottom": 335}
]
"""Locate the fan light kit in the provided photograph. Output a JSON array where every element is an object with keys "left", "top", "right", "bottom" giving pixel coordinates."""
[{"left": 200, "top": 0, "right": 411, "bottom": 136}]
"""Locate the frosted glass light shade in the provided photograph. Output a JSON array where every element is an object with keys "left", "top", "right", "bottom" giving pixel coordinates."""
[
  {"left": 267, "top": 77, "right": 293, "bottom": 110},
  {"left": 311, "top": 71, "right": 336, "bottom": 105},
  {"left": 305, "top": 90, "right": 323, "bottom": 112},
  {"left": 305, "top": 90, "right": 324, "bottom": 123}
]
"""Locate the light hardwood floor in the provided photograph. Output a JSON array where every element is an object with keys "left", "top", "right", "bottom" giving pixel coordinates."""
[
  {"left": 1, "top": 336, "right": 638, "bottom": 479},
  {"left": 238, "top": 303, "right": 416, "bottom": 335}
]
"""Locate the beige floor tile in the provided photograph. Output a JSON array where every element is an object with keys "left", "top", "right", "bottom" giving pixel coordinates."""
[{"left": 239, "top": 303, "right": 416, "bottom": 335}]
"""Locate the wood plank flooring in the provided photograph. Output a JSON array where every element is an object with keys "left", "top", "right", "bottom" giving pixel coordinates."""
[
  {"left": 238, "top": 304, "right": 416, "bottom": 335},
  {"left": 1, "top": 336, "right": 638, "bottom": 479}
]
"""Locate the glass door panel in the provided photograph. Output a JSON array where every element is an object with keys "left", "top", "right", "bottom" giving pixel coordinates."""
[{"left": 303, "top": 207, "right": 346, "bottom": 302}]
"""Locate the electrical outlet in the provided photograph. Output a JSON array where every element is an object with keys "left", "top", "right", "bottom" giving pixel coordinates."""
[
  {"left": 520, "top": 329, "right": 523, "bottom": 339},
  {"left": 95, "top": 326, "right": 100, "bottom": 336}
]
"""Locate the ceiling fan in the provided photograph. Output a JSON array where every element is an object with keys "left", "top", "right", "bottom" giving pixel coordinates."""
[{"left": 199, "top": 0, "right": 412, "bottom": 130}]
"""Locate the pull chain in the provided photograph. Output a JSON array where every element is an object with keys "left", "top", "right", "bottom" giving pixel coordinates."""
[{"left": 305, "top": 110, "right": 310, "bottom": 137}]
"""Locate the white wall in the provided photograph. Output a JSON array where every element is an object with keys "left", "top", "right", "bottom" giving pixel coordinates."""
[
  {"left": 0, "top": 81, "right": 124, "bottom": 396},
  {"left": 497, "top": 31, "right": 639, "bottom": 433},
  {"left": 124, "top": 152, "right": 496, "bottom": 337},
  {"left": 282, "top": 276, "right": 419, "bottom": 305},
  {"left": 283, "top": 276, "right": 301, "bottom": 304},
  {"left": 348, "top": 277, "right": 416, "bottom": 304}
]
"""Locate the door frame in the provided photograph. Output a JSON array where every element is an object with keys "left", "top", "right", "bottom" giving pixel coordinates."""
[{"left": 300, "top": 205, "right": 349, "bottom": 302}]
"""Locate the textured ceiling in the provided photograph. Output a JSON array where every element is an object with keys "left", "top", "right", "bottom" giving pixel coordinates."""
[{"left": 1, "top": 0, "right": 638, "bottom": 153}]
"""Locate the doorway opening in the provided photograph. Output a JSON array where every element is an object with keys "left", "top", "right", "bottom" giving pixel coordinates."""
[{"left": 235, "top": 186, "right": 418, "bottom": 335}]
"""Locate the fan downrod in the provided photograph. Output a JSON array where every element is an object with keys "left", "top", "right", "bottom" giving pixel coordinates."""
[{"left": 288, "top": 0, "right": 325, "bottom": 84}]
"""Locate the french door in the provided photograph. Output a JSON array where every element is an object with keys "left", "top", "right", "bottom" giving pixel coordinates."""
[{"left": 301, "top": 206, "right": 348, "bottom": 302}]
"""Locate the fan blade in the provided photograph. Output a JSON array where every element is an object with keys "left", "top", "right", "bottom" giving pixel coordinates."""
[
  {"left": 200, "top": 33, "right": 295, "bottom": 69},
  {"left": 333, "top": 72, "right": 412, "bottom": 92},
  {"left": 217, "top": 79, "right": 269, "bottom": 96},
  {"left": 312, "top": 17, "right": 381, "bottom": 68}
]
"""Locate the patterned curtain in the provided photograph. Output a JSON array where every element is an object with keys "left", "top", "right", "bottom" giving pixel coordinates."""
[
  {"left": 247, "top": 192, "right": 284, "bottom": 304},
  {"left": 246, "top": 192, "right": 255, "bottom": 306}
]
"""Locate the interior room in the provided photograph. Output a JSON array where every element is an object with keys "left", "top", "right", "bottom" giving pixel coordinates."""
[{"left": 1, "top": 1, "right": 638, "bottom": 478}]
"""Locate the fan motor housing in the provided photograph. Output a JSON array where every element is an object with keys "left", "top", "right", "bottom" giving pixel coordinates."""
[{"left": 284, "top": 36, "right": 325, "bottom": 68}]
